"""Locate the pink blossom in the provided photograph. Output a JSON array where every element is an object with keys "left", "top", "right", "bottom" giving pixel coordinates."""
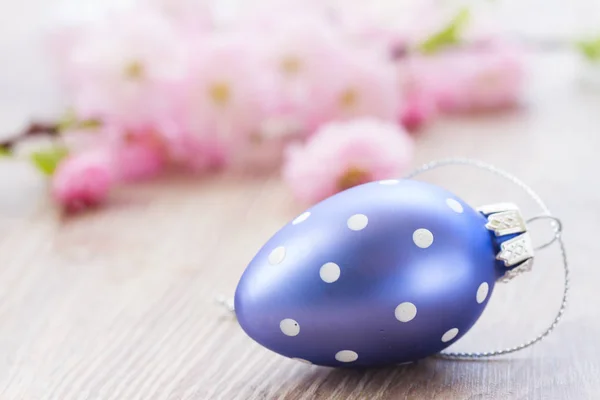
[
  {"left": 314, "top": 49, "right": 401, "bottom": 130},
  {"left": 183, "top": 33, "right": 276, "bottom": 166},
  {"left": 114, "top": 138, "right": 166, "bottom": 182},
  {"left": 52, "top": 150, "right": 114, "bottom": 212},
  {"left": 440, "top": 43, "right": 525, "bottom": 112},
  {"left": 58, "top": 9, "right": 189, "bottom": 125},
  {"left": 256, "top": 15, "right": 346, "bottom": 136},
  {"left": 63, "top": 122, "right": 187, "bottom": 181},
  {"left": 283, "top": 118, "right": 413, "bottom": 204},
  {"left": 407, "top": 43, "right": 525, "bottom": 113},
  {"left": 253, "top": 13, "right": 400, "bottom": 135},
  {"left": 63, "top": 119, "right": 227, "bottom": 178},
  {"left": 107, "top": 121, "right": 193, "bottom": 180}
]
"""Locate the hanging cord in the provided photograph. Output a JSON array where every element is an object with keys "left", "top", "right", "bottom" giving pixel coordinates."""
[{"left": 405, "top": 158, "right": 569, "bottom": 359}]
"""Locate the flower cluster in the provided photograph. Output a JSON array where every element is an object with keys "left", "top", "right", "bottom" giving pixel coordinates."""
[{"left": 34, "top": 0, "right": 525, "bottom": 210}]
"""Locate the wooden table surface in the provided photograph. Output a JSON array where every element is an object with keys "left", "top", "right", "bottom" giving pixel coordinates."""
[{"left": 1, "top": 52, "right": 599, "bottom": 400}]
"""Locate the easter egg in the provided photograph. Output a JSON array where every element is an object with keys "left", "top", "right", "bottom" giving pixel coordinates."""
[{"left": 234, "top": 179, "right": 533, "bottom": 367}]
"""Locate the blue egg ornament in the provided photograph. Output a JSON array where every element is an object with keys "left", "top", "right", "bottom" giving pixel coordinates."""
[{"left": 234, "top": 179, "right": 534, "bottom": 367}]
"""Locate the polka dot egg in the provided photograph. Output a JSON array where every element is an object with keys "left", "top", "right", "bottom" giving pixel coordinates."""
[{"left": 235, "top": 180, "right": 513, "bottom": 367}]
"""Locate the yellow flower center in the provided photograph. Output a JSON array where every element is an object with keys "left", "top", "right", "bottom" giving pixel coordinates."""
[
  {"left": 249, "top": 132, "right": 263, "bottom": 144},
  {"left": 337, "top": 166, "right": 370, "bottom": 191},
  {"left": 209, "top": 82, "right": 231, "bottom": 107},
  {"left": 124, "top": 61, "right": 144, "bottom": 80},
  {"left": 339, "top": 88, "right": 359, "bottom": 110},
  {"left": 280, "top": 55, "right": 302, "bottom": 76}
]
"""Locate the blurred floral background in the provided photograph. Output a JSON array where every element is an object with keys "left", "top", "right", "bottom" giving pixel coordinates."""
[{"left": 1, "top": 0, "right": 599, "bottom": 212}]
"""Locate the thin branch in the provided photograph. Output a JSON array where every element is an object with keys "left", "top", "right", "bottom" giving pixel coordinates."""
[{"left": 0, "top": 122, "right": 60, "bottom": 152}]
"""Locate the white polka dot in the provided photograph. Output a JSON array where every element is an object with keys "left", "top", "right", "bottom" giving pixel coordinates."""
[
  {"left": 268, "top": 246, "right": 286, "bottom": 265},
  {"left": 320, "top": 262, "right": 341, "bottom": 283},
  {"left": 347, "top": 214, "right": 368, "bottom": 231},
  {"left": 292, "top": 211, "right": 311, "bottom": 225},
  {"left": 394, "top": 302, "right": 417, "bottom": 322},
  {"left": 280, "top": 319, "right": 300, "bottom": 336},
  {"left": 292, "top": 358, "right": 312, "bottom": 364},
  {"left": 446, "top": 198, "right": 464, "bottom": 213},
  {"left": 335, "top": 350, "right": 358, "bottom": 363},
  {"left": 476, "top": 282, "right": 489, "bottom": 304},
  {"left": 413, "top": 229, "right": 434, "bottom": 248},
  {"left": 441, "top": 328, "right": 459, "bottom": 343},
  {"left": 379, "top": 179, "right": 399, "bottom": 185}
]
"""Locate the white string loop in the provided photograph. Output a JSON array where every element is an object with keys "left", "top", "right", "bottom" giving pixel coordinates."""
[{"left": 406, "top": 158, "right": 569, "bottom": 359}]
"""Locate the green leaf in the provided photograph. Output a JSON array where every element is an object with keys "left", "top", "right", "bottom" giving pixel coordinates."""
[
  {"left": 0, "top": 147, "right": 10, "bottom": 157},
  {"left": 576, "top": 37, "right": 600, "bottom": 62},
  {"left": 418, "top": 8, "right": 471, "bottom": 55},
  {"left": 30, "top": 147, "right": 69, "bottom": 176}
]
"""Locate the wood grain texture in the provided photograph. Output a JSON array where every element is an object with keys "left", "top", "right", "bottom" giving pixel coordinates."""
[{"left": 1, "top": 52, "right": 599, "bottom": 400}]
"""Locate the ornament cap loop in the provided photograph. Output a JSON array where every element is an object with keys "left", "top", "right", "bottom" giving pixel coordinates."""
[{"left": 526, "top": 215, "right": 563, "bottom": 251}]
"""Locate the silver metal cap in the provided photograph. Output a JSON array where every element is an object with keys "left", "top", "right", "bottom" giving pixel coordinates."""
[{"left": 478, "top": 202, "right": 534, "bottom": 282}]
